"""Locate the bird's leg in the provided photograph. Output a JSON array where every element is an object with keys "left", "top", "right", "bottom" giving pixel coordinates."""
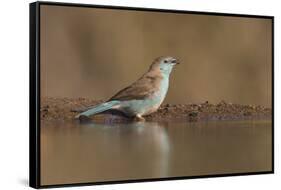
[{"left": 134, "top": 114, "right": 146, "bottom": 122}]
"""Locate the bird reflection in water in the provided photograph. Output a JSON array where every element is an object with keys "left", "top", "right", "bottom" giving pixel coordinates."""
[{"left": 81, "top": 121, "right": 171, "bottom": 178}]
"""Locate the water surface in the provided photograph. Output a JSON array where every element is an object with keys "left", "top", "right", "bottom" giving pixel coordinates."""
[{"left": 41, "top": 120, "right": 272, "bottom": 185}]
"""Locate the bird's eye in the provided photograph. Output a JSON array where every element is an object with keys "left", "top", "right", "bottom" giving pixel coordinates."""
[{"left": 164, "top": 60, "right": 168, "bottom": 63}]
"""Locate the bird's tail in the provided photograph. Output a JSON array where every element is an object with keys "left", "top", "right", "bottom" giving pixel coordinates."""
[{"left": 75, "top": 100, "right": 120, "bottom": 119}]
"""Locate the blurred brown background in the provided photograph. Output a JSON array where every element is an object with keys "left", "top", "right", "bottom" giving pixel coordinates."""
[{"left": 40, "top": 5, "right": 272, "bottom": 107}]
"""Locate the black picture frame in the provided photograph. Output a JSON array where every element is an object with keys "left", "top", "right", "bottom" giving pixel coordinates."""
[{"left": 29, "top": 1, "right": 274, "bottom": 188}]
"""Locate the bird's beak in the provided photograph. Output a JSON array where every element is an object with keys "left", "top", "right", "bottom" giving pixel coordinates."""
[{"left": 172, "top": 59, "right": 180, "bottom": 65}]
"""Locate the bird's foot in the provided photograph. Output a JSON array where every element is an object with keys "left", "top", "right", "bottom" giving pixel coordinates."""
[{"left": 133, "top": 114, "right": 146, "bottom": 122}]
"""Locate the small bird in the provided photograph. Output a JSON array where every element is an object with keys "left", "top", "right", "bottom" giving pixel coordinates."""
[{"left": 75, "top": 56, "right": 179, "bottom": 121}]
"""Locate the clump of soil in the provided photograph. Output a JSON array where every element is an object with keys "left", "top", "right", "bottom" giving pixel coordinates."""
[{"left": 40, "top": 97, "right": 272, "bottom": 123}]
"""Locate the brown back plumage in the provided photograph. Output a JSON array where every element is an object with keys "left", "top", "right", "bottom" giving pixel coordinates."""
[{"left": 109, "top": 63, "right": 163, "bottom": 101}]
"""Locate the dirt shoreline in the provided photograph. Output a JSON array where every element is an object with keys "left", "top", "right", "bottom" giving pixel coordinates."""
[{"left": 40, "top": 97, "right": 272, "bottom": 123}]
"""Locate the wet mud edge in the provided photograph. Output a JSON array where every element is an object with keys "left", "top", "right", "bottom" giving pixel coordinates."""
[{"left": 40, "top": 97, "right": 272, "bottom": 123}]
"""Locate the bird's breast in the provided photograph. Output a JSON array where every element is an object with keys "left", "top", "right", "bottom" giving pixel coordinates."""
[
  {"left": 117, "top": 76, "right": 169, "bottom": 117},
  {"left": 157, "top": 77, "right": 169, "bottom": 100},
  {"left": 143, "top": 77, "right": 169, "bottom": 114}
]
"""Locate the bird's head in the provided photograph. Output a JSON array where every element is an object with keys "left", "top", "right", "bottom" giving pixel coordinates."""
[{"left": 149, "top": 56, "right": 180, "bottom": 75}]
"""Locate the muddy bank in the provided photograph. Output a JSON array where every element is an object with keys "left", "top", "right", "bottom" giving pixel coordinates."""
[{"left": 40, "top": 97, "right": 272, "bottom": 123}]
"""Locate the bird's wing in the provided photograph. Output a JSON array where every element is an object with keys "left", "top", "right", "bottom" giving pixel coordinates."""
[{"left": 109, "top": 74, "right": 161, "bottom": 101}]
